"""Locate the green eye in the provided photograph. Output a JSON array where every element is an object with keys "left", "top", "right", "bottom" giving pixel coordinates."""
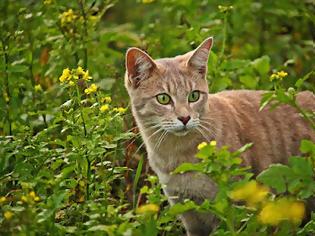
[
  {"left": 188, "top": 90, "right": 200, "bottom": 102},
  {"left": 156, "top": 93, "right": 171, "bottom": 105}
]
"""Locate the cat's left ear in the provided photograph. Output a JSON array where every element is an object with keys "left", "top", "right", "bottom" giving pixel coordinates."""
[{"left": 187, "top": 37, "right": 213, "bottom": 76}]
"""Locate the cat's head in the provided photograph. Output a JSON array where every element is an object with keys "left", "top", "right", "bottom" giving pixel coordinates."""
[{"left": 125, "top": 37, "right": 213, "bottom": 137}]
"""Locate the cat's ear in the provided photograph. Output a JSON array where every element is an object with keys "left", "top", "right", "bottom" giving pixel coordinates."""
[
  {"left": 187, "top": 37, "right": 213, "bottom": 76},
  {"left": 125, "top": 47, "right": 157, "bottom": 87}
]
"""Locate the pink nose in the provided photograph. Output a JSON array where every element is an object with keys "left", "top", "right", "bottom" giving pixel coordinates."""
[{"left": 178, "top": 116, "right": 191, "bottom": 125}]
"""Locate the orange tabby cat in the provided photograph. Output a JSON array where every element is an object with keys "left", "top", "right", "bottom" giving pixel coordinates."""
[{"left": 124, "top": 37, "right": 315, "bottom": 236}]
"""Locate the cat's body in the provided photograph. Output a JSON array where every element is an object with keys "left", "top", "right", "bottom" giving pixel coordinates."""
[{"left": 124, "top": 37, "right": 315, "bottom": 236}]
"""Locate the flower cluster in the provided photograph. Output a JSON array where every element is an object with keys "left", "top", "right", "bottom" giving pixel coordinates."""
[
  {"left": 197, "top": 140, "right": 217, "bottom": 150},
  {"left": 84, "top": 83, "right": 98, "bottom": 95},
  {"left": 258, "top": 198, "right": 305, "bottom": 225},
  {"left": 136, "top": 203, "right": 159, "bottom": 214},
  {"left": 21, "top": 191, "right": 40, "bottom": 203},
  {"left": 270, "top": 70, "right": 288, "bottom": 81},
  {"left": 59, "top": 9, "right": 77, "bottom": 26},
  {"left": 229, "top": 180, "right": 269, "bottom": 207},
  {"left": 113, "top": 107, "right": 127, "bottom": 114},
  {"left": 59, "top": 66, "right": 92, "bottom": 85}
]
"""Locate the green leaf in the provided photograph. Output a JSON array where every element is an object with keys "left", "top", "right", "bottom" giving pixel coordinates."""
[
  {"left": 239, "top": 75, "right": 257, "bottom": 89},
  {"left": 172, "top": 162, "right": 204, "bottom": 174},
  {"left": 251, "top": 55, "right": 270, "bottom": 76},
  {"left": 257, "top": 164, "right": 294, "bottom": 193},
  {"left": 8, "top": 64, "right": 28, "bottom": 73}
]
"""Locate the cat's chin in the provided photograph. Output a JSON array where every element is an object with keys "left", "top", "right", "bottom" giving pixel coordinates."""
[{"left": 172, "top": 130, "right": 189, "bottom": 136}]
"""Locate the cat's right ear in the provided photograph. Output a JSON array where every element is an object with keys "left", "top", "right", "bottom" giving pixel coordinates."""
[{"left": 125, "top": 47, "right": 156, "bottom": 88}]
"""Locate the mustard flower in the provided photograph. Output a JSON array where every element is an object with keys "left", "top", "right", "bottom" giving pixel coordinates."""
[
  {"left": 59, "top": 9, "right": 77, "bottom": 26},
  {"left": 136, "top": 203, "right": 159, "bottom": 214},
  {"left": 101, "top": 96, "right": 112, "bottom": 103},
  {"left": 59, "top": 68, "right": 72, "bottom": 83},
  {"left": 21, "top": 196, "right": 28, "bottom": 203},
  {"left": 258, "top": 198, "right": 305, "bottom": 225},
  {"left": 100, "top": 104, "right": 109, "bottom": 113},
  {"left": 229, "top": 180, "right": 269, "bottom": 207},
  {"left": 0, "top": 196, "right": 6, "bottom": 203},
  {"left": 142, "top": 0, "right": 155, "bottom": 3},
  {"left": 113, "top": 107, "right": 127, "bottom": 114},
  {"left": 270, "top": 70, "right": 288, "bottom": 81},
  {"left": 34, "top": 84, "right": 42, "bottom": 92},
  {"left": 197, "top": 142, "right": 207, "bottom": 150},
  {"left": 210, "top": 140, "right": 217, "bottom": 146},
  {"left": 84, "top": 84, "right": 98, "bottom": 95},
  {"left": 4, "top": 211, "right": 13, "bottom": 220}
]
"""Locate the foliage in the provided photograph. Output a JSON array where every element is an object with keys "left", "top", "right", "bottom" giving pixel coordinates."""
[{"left": 0, "top": 0, "right": 314, "bottom": 235}]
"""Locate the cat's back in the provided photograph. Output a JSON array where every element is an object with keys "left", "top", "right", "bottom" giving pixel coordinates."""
[{"left": 207, "top": 90, "right": 315, "bottom": 172}]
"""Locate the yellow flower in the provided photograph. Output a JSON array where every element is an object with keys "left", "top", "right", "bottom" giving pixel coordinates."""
[
  {"left": 29, "top": 191, "right": 36, "bottom": 199},
  {"left": 101, "top": 96, "right": 112, "bottom": 103},
  {"left": 59, "top": 68, "right": 72, "bottom": 83},
  {"left": 43, "top": 0, "right": 52, "bottom": 5},
  {"left": 136, "top": 204, "right": 159, "bottom": 214},
  {"left": 34, "top": 196, "right": 40, "bottom": 202},
  {"left": 142, "top": 0, "right": 155, "bottom": 3},
  {"left": 4, "top": 211, "right": 13, "bottom": 220},
  {"left": 197, "top": 142, "right": 207, "bottom": 150},
  {"left": 82, "top": 70, "right": 92, "bottom": 81},
  {"left": 258, "top": 198, "right": 305, "bottom": 225},
  {"left": 84, "top": 84, "right": 98, "bottom": 95},
  {"left": 69, "top": 81, "right": 75, "bottom": 86},
  {"left": 229, "top": 180, "right": 269, "bottom": 207},
  {"left": 210, "top": 140, "right": 217, "bottom": 146},
  {"left": 270, "top": 70, "right": 288, "bottom": 81},
  {"left": 113, "top": 107, "right": 127, "bottom": 114},
  {"left": 277, "top": 70, "right": 288, "bottom": 78},
  {"left": 59, "top": 9, "right": 77, "bottom": 26},
  {"left": 100, "top": 104, "right": 109, "bottom": 113},
  {"left": 21, "top": 196, "right": 28, "bottom": 203},
  {"left": 0, "top": 196, "right": 6, "bottom": 203},
  {"left": 35, "top": 84, "right": 42, "bottom": 92},
  {"left": 77, "top": 66, "right": 85, "bottom": 75}
]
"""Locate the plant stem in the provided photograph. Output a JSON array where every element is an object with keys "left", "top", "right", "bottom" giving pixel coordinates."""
[
  {"left": 1, "top": 38, "right": 12, "bottom": 135},
  {"left": 78, "top": 0, "right": 88, "bottom": 68},
  {"left": 76, "top": 86, "right": 87, "bottom": 137},
  {"left": 219, "top": 11, "right": 228, "bottom": 62}
]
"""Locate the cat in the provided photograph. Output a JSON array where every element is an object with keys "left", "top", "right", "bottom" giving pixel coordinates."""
[{"left": 124, "top": 37, "right": 315, "bottom": 236}]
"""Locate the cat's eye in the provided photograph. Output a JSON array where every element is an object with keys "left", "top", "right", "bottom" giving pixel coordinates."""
[
  {"left": 188, "top": 90, "right": 200, "bottom": 103},
  {"left": 156, "top": 93, "right": 171, "bottom": 105}
]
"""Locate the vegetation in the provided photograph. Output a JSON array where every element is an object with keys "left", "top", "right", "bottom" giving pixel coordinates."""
[{"left": 0, "top": 0, "right": 314, "bottom": 235}]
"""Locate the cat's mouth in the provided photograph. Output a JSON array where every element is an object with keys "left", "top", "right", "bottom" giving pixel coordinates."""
[{"left": 172, "top": 127, "right": 190, "bottom": 136}]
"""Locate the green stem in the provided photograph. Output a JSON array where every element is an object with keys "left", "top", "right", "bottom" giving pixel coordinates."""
[
  {"left": 85, "top": 152, "right": 91, "bottom": 200},
  {"left": 219, "top": 11, "right": 228, "bottom": 62},
  {"left": 1, "top": 38, "right": 12, "bottom": 135},
  {"left": 76, "top": 86, "right": 87, "bottom": 137},
  {"left": 78, "top": 0, "right": 88, "bottom": 68}
]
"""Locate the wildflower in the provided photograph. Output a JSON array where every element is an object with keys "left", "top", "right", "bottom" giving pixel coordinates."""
[
  {"left": 34, "top": 84, "right": 42, "bottom": 92},
  {"left": 142, "top": 0, "right": 155, "bottom": 3},
  {"left": 29, "top": 191, "right": 36, "bottom": 199},
  {"left": 270, "top": 70, "right": 288, "bottom": 81},
  {"left": 34, "top": 196, "right": 40, "bottom": 202},
  {"left": 59, "top": 9, "right": 77, "bottom": 26},
  {"left": 21, "top": 196, "right": 28, "bottom": 203},
  {"left": 69, "top": 81, "right": 75, "bottom": 86},
  {"left": 43, "top": 0, "right": 52, "bottom": 5},
  {"left": 258, "top": 198, "right": 305, "bottom": 225},
  {"left": 229, "top": 180, "right": 269, "bottom": 207},
  {"left": 197, "top": 142, "right": 207, "bottom": 150},
  {"left": 101, "top": 96, "right": 112, "bottom": 103},
  {"left": 4, "top": 211, "right": 13, "bottom": 220},
  {"left": 100, "top": 104, "right": 109, "bottom": 113},
  {"left": 0, "top": 196, "right": 6, "bottom": 203},
  {"left": 136, "top": 203, "right": 159, "bottom": 214},
  {"left": 210, "top": 140, "right": 217, "bottom": 146},
  {"left": 59, "top": 68, "right": 72, "bottom": 83},
  {"left": 77, "top": 66, "right": 85, "bottom": 76},
  {"left": 82, "top": 70, "right": 92, "bottom": 81},
  {"left": 84, "top": 84, "right": 98, "bottom": 95},
  {"left": 113, "top": 107, "right": 127, "bottom": 114}
]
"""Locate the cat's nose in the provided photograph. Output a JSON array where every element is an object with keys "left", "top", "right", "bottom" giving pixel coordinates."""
[{"left": 178, "top": 116, "right": 191, "bottom": 125}]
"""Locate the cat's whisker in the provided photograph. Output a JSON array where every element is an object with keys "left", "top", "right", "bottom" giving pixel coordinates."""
[
  {"left": 154, "top": 130, "right": 168, "bottom": 151},
  {"left": 199, "top": 122, "right": 217, "bottom": 139},
  {"left": 196, "top": 126, "right": 210, "bottom": 142},
  {"left": 133, "top": 127, "right": 163, "bottom": 156}
]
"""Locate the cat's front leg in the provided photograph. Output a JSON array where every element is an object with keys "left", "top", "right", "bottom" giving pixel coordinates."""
[{"left": 164, "top": 173, "right": 218, "bottom": 236}]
